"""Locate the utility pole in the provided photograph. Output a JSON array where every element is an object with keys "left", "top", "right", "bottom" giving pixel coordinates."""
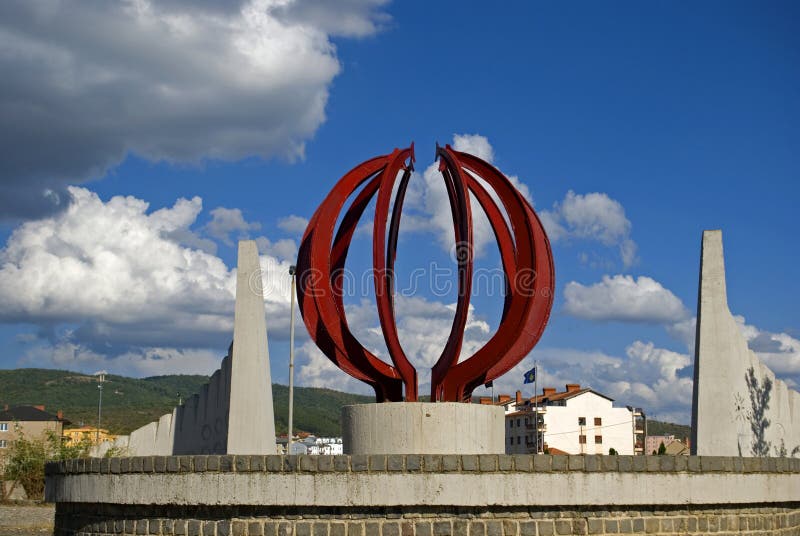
[
  {"left": 95, "top": 371, "right": 106, "bottom": 444},
  {"left": 287, "top": 265, "right": 297, "bottom": 455}
]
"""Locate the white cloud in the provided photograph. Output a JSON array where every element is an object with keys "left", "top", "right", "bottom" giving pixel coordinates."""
[
  {"left": 477, "top": 342, "right": 694, "bottom": 425},
  {"left": 207, "top": 207, "right": 261, "bottom": 245},
  {"left": 666, "top": 317, "right": 697, "bottom": 350},
  {"left": 395, "top": 136, "right": 633, "bottom": 268},
  {"left": 665, "top": 313, "right": 800, "bottom": 384},
  {"left": 297, "top": 340, "right": 368, "bottom": 394},
  {"left": 255, "top": 236, "right": 298, "bottom": 261},
  {"left": 734, "top": 315, "right": 800, "bottom": 379},
  {"left": 19, "top": 341, "right": 222, "bottom": 378},
  {"left": 618, "top": 342, "right": 694, "bottom": 420},
  {"left": 0, "top": 186, "right": 295, "bottom": 361},
  {"left": 295, "top": 295, "right": 492, "bottom": 394},
  {"left": 277, "top": 215, "right": 310, "bottom": 235},
  {"left": 452, "top": 133, "right": 494, "bottom": 163},
  {"left": 564, "top": 275, "right": 690, "bottom": 323},
  {"left": 541, "top": 191, "right": 638, "bottom": 268},
  {"left": 271, "top": 0, "right": 390, "bottom": 38},
  {"left": 0, "top": 0, "right": 389, "bottom": 219},
  {"left": 402, "top": 134, "right": 532, "bottom": 258}
]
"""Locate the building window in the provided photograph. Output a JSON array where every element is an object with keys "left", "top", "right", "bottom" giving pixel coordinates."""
[
  {"left": 517, "top": 436, "right": 521, "bottom": 445},
  {"left": 517, "top": 418, "right": 521, "bottom": 427},
  {"left": 578, "top": 417, "right": 586, "bottom": 426},
  {"left": 0, "top": 423, "right": 7, "bottom": 431},
  {"left": 509, "top": 437, "right": 513, "bottom": 445},
  {"left": 579, "top": 435, "right": 586, "bottom": 444},
  {"left": 0, "top": 439, "right": 6, "bottom": 448},
  {"left": 510, "top": 420, "right": 514, "bottom": 428},
  {"left": 594, "top": 417, "right": 602, "bottom": 426},
  {"left": 595, "top": 435, "right": 602, "bottom": 444}
]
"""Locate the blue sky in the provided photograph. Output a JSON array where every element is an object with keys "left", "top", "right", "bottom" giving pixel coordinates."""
[{"left": 0, "top": 0, "right": 798, "bottom": 424}]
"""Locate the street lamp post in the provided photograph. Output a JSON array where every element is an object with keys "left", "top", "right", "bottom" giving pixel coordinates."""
[
  {"left": 95, "top": 371, "right": 106, "bottom": 444},
  {"left": 287, "top": 265, "right": 297, "bottom": 455}
]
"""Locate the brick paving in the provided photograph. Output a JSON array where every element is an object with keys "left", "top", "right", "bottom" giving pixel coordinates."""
[{"left": 0, "top": 505, "right": 54, "bottom": 536}]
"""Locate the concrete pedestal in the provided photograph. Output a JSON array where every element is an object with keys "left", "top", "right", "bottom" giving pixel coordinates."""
[{"left": 342, "top": 402, "right": 504, "bottom": 455}]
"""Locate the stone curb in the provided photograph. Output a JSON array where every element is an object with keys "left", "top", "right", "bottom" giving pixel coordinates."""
[{"left": 45, "top": 454, "right": 800, "bottom": 476}]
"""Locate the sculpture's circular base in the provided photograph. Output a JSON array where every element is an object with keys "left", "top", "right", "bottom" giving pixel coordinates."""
[{"left": 342, "top": 402, "right": 505, "bottom": 455}]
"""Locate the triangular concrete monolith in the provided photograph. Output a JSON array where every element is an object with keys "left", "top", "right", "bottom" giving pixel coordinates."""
[
  {"left": 227, "top": 240, "right": 277, "bottom": 454},
  {"left": 691, "top": 230, "right": 800, "bottom": 456}
]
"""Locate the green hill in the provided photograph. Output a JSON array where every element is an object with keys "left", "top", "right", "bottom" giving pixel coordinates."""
[
  {"left": 0, "top": 368, "right": 370, "bottom": 436},
  {"left": 646, "top": 419, "right": 691, "bottom": 440},
  {"left": 1, "top": 369, "right": 691, "bottom": 439}
]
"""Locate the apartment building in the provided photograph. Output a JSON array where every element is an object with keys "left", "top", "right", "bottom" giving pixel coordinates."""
[{"left": 495, "top": 384, "right": 645, "bottom": 455}]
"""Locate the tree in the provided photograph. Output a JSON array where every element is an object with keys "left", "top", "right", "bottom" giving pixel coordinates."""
[
  {"left": 608, "top": 448, "right": 618, "bottom": 455},
  {"left": 657, "top": 442, "right": 667, "bottom": 455},
  {"left": 2, "top": 426, "right": 91, "bottom": 500}
]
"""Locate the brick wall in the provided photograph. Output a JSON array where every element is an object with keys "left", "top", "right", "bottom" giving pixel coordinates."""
[{"left": 54, "top": 503, "right": 800, "bottom": 536}]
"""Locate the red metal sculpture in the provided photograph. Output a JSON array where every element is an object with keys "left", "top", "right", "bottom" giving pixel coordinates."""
[{"left": 296, "top": 144, "right": 554, "bottom": 403}]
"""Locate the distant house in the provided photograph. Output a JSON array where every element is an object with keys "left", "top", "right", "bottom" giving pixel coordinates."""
[
  {"left": 664, "top": 438, "right": 690, "bottom": 456},
  {"left": 0, "top": 405, "right": 71, "bottom": 456},
  {"left": 645, "top": 434, "right": 675, "bottom": 454},
  {"left": 63, "top": 426, "right": 118, "bottom": 446},
  {"left": 493, "top": 385, "right": 645, "bottom": 455},
  {"left": 306, "top": 437, "right": 343, "bottom": 455},
  {"left": 276, "top": 435, "right": 343, "bottom": 455},
  {"left": 645, "top": 434, "right": 690, "bottom": 455}
]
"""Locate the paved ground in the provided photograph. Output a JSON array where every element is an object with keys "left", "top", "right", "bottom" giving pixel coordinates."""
[{"left": 0, "top": 505, "right": 54, "bottom": 536}]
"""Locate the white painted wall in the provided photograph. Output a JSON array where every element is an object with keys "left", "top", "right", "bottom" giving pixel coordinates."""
[
  {"left": 505, "top": 392, "right": 634, "bottom": 455},
  {"left": 543, "top": 394, "right": 634, "bottom": 455}
]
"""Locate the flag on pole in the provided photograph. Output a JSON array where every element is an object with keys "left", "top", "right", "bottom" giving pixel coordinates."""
[{"left": 523, "top": 366, "right": 536, "bottom": 384}]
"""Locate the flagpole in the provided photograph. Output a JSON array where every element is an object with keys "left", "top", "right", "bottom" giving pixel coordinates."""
[{"left": 534, "top": 360, "right": 539, "bottom": 454}]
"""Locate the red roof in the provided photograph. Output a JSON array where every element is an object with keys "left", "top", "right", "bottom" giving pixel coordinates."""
[{"left": 528, "top": 387, "right": 614, "bottom": 406}]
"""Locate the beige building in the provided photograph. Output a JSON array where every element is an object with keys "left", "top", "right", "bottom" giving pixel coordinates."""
[
  {"left": 63, "top": 426, "right": 117, "bottom": 446},
  {"left": 0, "top": 405, "right": 71, "bottom": 456}
]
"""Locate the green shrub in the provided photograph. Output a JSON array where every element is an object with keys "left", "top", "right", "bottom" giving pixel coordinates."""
[{"left": 2, "top": 426, "right": 91, "bottom": 500}]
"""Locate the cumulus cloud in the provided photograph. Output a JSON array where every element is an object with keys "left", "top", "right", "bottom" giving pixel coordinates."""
[
  {"left": 392, "top": 134, "right": 633, "bottom": 267},
  {"left": 255, "top": 236, "right": 298, "bottom": 261},
  {"left": 478, "top": 342, "right": 694, "bottom": 425},
  {"left": 563, "top": 275, "right": 690, "bottom": 323},
  {"left": 277, "top": 215, "right": 310, "bottom": 235},
  {"left": 206, "top": 207, "right": 261, "bottom": 246},
  {"left": 0, "top": 187, "right": 234, "bottom": 332},
  {"left": 666, "top": 316, "right": 697, "bottom": 350},
  {"left": 734, "top": 315, "right": 800, "bottom": 380},
  {"left": 664, "top": 313, "right": 800, "bottom": 384},
  {"left": 296, "top": 295, "right": 492, "bottom": 394},
  {"left": 0, "top": 0, "right": 388, "bottom": 219},
  {"left": 400, "top": 134, "right": 532, "bottom": 258},
  {"left": 19, "top": 341, "right": 223, "bottom": 377},
  {"left": 613, "top": 341, "right": 693, "bottom": 420},
  {"left": 272, "top": 0, "right": 391, "bottom": 37},
  {"left": 541, "top": 191, "right": 638, "bottom": 267},
  {"left": 0, "top": 186, "right": 299, "bottom": 375}
]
